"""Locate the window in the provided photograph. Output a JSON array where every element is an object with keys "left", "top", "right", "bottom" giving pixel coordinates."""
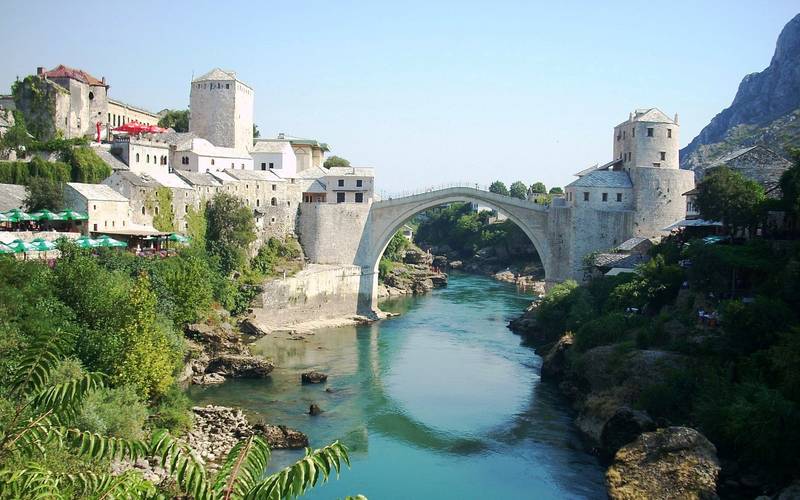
[
  {"left": 622, "top": 131, "right": 626, "bottom": 140},
  {"left": 93, "top": 224, "right": 98, "bottom": 231},
  {"left": 355, "top": 192, "right": 364, "bottom": 203},
  {"left": 271, "top": 217, "right": 276, "bottom": 223},
  {"left": 136, "top": 153, "right": 140, "bottom": 162},
  {"left": 261, "top": 162, "right": 266, "bottom": 170},
  {"left": 141, "top": 206, "right": 145, "bottom": 215},
  {"left": 155, "top": 206, "right": 159, "bottom": 215},
  {"left": 272, "top": 184, "right": 276, "bottom": 191},
  {"left": 632, "top": 128, "right": 635, "bottom": 138},
  {"left": 231, "top": 162, "right": 235, "bottom": 168},
  {"left": 616, "top": 193, "right": 622, "bottom": 202},
  {"left": 184, "top": 204, "right": 188, "bottom": 214},
  {"left": 93, "top": 204, "right": 97, "bottom": 210},
  {"left": 653, "top": 162, "right": 661, "bottom": 167},
  {"left": 338, "top": 179, "right": 344, "bottom": 187},
  {"left": 602, "top": 193, "right": 608, "bottom": 202},
  {"left": 226, "top": 84, "right": 230, "bottom": 89},
  {"left": 211, "top": 159, "right": 215, "bottom": 166},
  {"left": 583, "top": 192, "right": 589, "bottom": 201},
  {"left": 647, "top": 128, "right": 654, "bottom": 137},
  {"left": 356, "top": 179, "right": 363, "bottom": 187},
  {"left": 667, "top": 128, "right": 672, "bottom": 138},
  {"left": 146, "top": 154, "right": 150, "bottom": 164},
  {"left": 660, "top": 151, "right": 666, "bottom": 161},
  {"left": 270, "top": 197, "right": 277, "bottom": 206},
  {"left": 256, "top": 199, "right": 260, "bottom": 207},
  {"left": 269, "top": 162, "right": 274, "bottom": 169},
  {"left": 337, "top": 192, "right": 345, "bottom": 203}
]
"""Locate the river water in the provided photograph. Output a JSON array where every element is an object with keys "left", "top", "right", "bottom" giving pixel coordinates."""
[{"left": 188, "top": 273, "right": 606, "bottom": 499}]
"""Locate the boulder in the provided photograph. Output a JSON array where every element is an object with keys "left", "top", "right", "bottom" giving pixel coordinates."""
[
  {"left": 240, "top": 318, "right": 269, "bottom": 338},
  {"left": 206, "top": 355, "right": 274, "bottom": 378},
  {"left": 776, "top": 481, "right": 800, "bottom": 500},
  {"left": 192, "top": 372, "right": 226, "bottom": 385},
  {"left": 600, "top": 407, "right": 656, "bottom": 459},
  {"left": 432, "top": 255, "right": 448, "bottom": 269},
  {"left": 493, "top": 270, "right": 516, "bottom": 283},
  {"left": 185, "top": 322, "right": 247, "bottom": 355},
  {"left": 541, "top": 333, "right": 573, "bottom": 380},
  {"left": 606, "top": 426, "right": 721, "bottom": 500},
  {"left": 301, "top": 371, "right": 328, "bottom": 384},
  {"left": 404, "top": 248, "right": 433, "bottom": 265},
  {"left": 309, "top": 403, "right": 322, "bottom": 416},
  {"left": 252, "top": 422, "right": 309, "bottom": 449},
  {"left": 449, "top": 260, "right": 463, "bottom": 269}
]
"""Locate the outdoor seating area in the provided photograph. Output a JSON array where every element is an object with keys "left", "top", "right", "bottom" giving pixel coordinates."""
[{"left": 0, "top": 208, "right": 89, "bottom": 232}]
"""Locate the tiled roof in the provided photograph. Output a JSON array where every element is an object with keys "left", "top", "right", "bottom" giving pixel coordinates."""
[
  {"left": 304, "top": 180, "right": 327, "bottom": 194},
  {"left": 223, "top": 169, "right": 285, "bottom": 182},
  {"left": 174, "top": 171, "right": 222, "bottom": 187},
  {"left": 44, "top": 65, "right": 106, "bottom": 86},
  {"left": 146, "top": 131, "right": 197, "bottom": 148},
  {"left": 67, "top": 182, "right": 128, "bottom": 202},
  {"left": 177, "top": 138, "right": 251, "bottom": 159},
  {"left": 593, "top": 253, "right": 649, "bottom": 269},
  {"left": 251, "top": 140, "right": 290, "bottom": 153},
  {"left": 94, "top": 148, "right": 128, "bottom": 171},
  {"left": 193, "top": 68, "right": 238, "bottom": 82},
  {"left": 615, "top": 237, "right": 652, "bottom": 252},
  {"left": 0, "top": 183, "right": 26, "bottom": 211},
  {"left": 115, "top": 171, "right": 160, "bottom": 188},
  {"left": 708, "top": 146, "right": 759, "bottom": 167},
  {"left": 566, "top": 170, "right": 632, "bottom": 189},
  {"left": 630, "top": 108, "right": 674, "bottom": 124},
  {"left": 574, "top": 158, "right": 623, "bottom": 177}
]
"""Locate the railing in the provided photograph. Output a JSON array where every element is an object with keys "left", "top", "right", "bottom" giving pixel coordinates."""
[{"left": 377, "top": 182, "right": 492, "bottom": 201}]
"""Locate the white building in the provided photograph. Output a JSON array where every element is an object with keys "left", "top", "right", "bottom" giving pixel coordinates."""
[
  {"left": 324, "top": 166, "right": 375, "bottom": 204},
  {"left": 251, "top": 139, "right": 297, "bottom": 176},
  {"left": 174, "top": 137, "right": 253, "bottom": 173},
  {"left": 64, "top": 182, "right": 131, "bottom": 234},
  {"left": 189, "top": 68, "right": 254, "bottom": 153},
  {"left": 111, "top": 136, "right": 171, "bottom": 176}
]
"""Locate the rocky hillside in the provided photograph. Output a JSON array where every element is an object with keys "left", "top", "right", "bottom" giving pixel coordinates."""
[{"left": 681, "top": 13, "right": 800, "bottom": 171}]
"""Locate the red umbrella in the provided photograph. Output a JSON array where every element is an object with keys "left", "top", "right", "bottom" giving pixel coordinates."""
[
  {"left": 113, "top": 121, "right": 150, "bottom": 135},
  {"left": 143, "top": 124, "right": 167, "bottom": 134}
]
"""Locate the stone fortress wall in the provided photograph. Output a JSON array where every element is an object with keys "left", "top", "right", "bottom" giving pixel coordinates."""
[{"left": 630, "top": 167, "right": 694, "bottom": 237}]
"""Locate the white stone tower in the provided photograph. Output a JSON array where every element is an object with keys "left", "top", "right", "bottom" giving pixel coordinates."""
[
  {"left": 189, "top": 68, "right": 254, "bottom": 152},
  {"left": 613, "top": 108, "right": 694, "bottom": 236}
]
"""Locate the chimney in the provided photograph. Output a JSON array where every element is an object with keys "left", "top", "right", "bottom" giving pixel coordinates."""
[
  {"left": 102, "top": 76, "right": 106, "bottom": 85},
  {"left": 37, "top": 67, "right": 44, "bottom": 76},
  {"left": 674, "top": 113, "right": 679, "bottom": 125}
]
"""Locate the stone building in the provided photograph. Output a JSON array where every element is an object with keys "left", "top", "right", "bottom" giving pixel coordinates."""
[
  {"left": 695, "top": 145, "right": 792, "bottom": 196},
  {"left": 251, "top": 139, "right": 296, "bottom": 174},
  {"left": 324, "top": 166, "right": 375, "bottom": 204},
  {"left": 189, "top": 69, "right": 253, "bottom": 152},
  {"left": 64, "top": 182, "right": 131, "bottom": 234},
  {"left": 107, "top": 99, "right": 160, "bottom": 129},
  {"left": 173, "top": 137, "right": 253, "bottom": 173},
  {"left": 566, "top": 108, "right": 694, "bottom": 237},
  {"left": 111, "top": 136, "right": 171, "bottom": 175}
]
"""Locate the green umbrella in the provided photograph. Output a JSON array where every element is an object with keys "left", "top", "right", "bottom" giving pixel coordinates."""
[
  {"left": 95, "top": 235, "right": 128, "bottom": 248},
  {"left": 58, "top": 210, "right": 89, "bottom": 221},
  {"left": 7, "top": 240, "right": 36, "bottom": 252},
  {"left": 0, "top": 213, "right": 9, "bottom": 223},
  {"left": 167, "top": 233, "right": 190, "bottom": 243},
  {"left": 31, "top": 239, "right": 57, "bottom": 252},
  {"left": 74, "top": 236, "right": 100, "bottom": 249},
  {"left": 29, "top": 209, "right": 65, "bottom": 221},
  {"left": 4, "top": 209, "right": 32, "bottom": 223},
  {"left": 0, "top": 243, "right": 15, "bottom": 254}
]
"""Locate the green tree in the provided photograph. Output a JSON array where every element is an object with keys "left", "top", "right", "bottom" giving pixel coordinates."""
[
  {"left": 488, "top": 180, "right": 508, "bottom": 196},
  {"left": 529, "top": 182, "right": 547, "bottom": 194},
  {"left": 253, "top": 124, "right": 260, "bottom": 139},
  {"left": 157, "top": 109, "right": 189, "bottom": 132},
  {"left": 779, "top": 154, "right": 800, "bottom": 231},
  {"left": 206, "top": 192, "right": 257, "bottom": 275},
  {"left": 24, "top": 177, "right": 64, "bottom": 211},
  {"left": 549, "top": 186, "right": 564, "bottom": 195},
  {"left": 695, "top": 166, "right": 765, "bottom": 237},
  {"left": 62, "top": 147, "right": 112, "bottom": 183},
  {"left": 509, "top": 181, "right": 528, "bottom": 200},
  {"left": 0, "top": 111, "right": 32, "bottom": 157},
  {"left": 156, "top": 254, "right": 215, "bottom": 326},
  {"left": 324, "top": 155, "right": 351, "bottom": 169},
  {"left": 383, "top": 231, "right": 410, "bottom": 261}
]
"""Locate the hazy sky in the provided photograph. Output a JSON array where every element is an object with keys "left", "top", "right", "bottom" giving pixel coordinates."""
[{"left": 1, "top": 1, "right": 797, "bottom": 193}]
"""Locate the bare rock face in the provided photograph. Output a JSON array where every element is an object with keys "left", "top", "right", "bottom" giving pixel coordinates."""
[
  {"left": 606, "top": 427, "right": 721, "bottom": 500},
  {"left": 206, "top": 354, "right": 274, "bottom": 378},
  {"left": 493, "top": 270, "right": 516, "bottom": 283},
  {"left": 301, "top": 371, "right": 328, "bottom": 384},
  {"left": 432, "top": 255, "right": 448, "bottom": 269},
  {"left": 600, "top": 407, "right": 656, "bottom": 459},
  {"left": 404, "top": 248, "right": 433, "bottom": 265},
  {"left": 309, "top": 403, "right": 322, "bottom": 416},
  {"left": 191, "top": 372, "right": 226, "bottom": 385},
  {"left": 541, "top": 333, "right": 573, "bottom": 380},
  {"left": 251, "top": 422, "right": 309, "bottom": 449},
  {"left": 185, "top": 322, "right": 248, "bottom": 355},
  {"left": 240, "top": 318, "right": 269, "bottom": 338}
]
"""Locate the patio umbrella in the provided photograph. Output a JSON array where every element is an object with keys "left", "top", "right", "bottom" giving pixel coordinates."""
[
  {"left": 31, "top": 239, "right": 56, "bottom": 252},
  {"left": 95, "top": 235, "right": 128, "bottom": 248},
  {"left": 74, "top": 236, "right": 100, "bottom": 249},
  {"left": 143, "top": 124, "right": 168, "bottom": 134},
  {"left": 0, "top": 243, "right": 15, "bottom": 254},
  {"left": 113, "top": 121, "right": 150, "bottom": 135},
  {"left": 0, "top": 213, "right": 9, "bottom": 223},
  {"left": 167, "top": 233, "right": 190, "bottom": 243},
  {"left": 4, "top": 209, "right": 32, "bottom": 223},
  {"left": 29, "top": 209, "right": 65, "bottom": 221},
  {"left": 7, "top": 239, "right": 36, "bottom": 253},
  {"left": 58, "top": 210, "right": 89, "bottom": 221}
]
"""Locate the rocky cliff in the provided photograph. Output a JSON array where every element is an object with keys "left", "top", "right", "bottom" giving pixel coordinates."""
[{"left": 681, "top": 13, "right": 800, "bottom": 171}]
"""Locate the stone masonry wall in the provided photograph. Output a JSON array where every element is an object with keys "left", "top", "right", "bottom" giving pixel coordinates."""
[
  {"left": 630, "top": 167, "right": 694, "bottom": 236},
  {"left": 297, "top": 202, "right": 371, "bottom": 265}
]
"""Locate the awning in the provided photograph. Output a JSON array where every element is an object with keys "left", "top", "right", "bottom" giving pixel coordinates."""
[{"left": 663, "top": 218, "right": 723, "bottom": 230}]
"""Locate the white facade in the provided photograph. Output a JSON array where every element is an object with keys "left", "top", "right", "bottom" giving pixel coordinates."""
[
  {"left": 174, "top": 138, "right": 253, "bottom": 173},
  {"left": 189, "top": 68, "right": 253, "bottom": 152},
  {"left": 613, "top": 108, "right": 680, "bottom": 170},
  {"left": 112, "top": 137, "right": 171, "bottom": 176},
  {"left": 64, "top": 182, "right": 131, "bottom": 235},
  {"left": 251, "top": 140, "right": 297, "bottom": 177},
  {"left": 324, "top": 166, "right": 375, "bottom": 204}
]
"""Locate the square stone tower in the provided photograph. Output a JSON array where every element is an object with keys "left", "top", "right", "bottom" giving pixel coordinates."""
[{"left": 189, "top": 68, "right": 254, "bottom": 152}]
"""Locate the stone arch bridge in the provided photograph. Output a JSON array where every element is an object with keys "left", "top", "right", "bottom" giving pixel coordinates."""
[{"left": 296, "top": 184, "right": 634, "bottom": 314}]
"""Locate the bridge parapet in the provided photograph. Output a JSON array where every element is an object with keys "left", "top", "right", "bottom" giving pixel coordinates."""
[{"left": 375, "top": 184, "right": 550, "bottom": 212}]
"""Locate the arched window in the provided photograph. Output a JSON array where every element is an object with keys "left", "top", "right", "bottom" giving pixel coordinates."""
[
  {"left": 141, "top": 206, "right": 145, "bottom": 215},
  {"left": 256, "top": 199, "right": 260, "bottom": 207},
  {"left": 146, "top": 154, "right": 150, "bottom": 163},
  {"left": 135, "top": 153, "right": 140, "bottom": 162},
  {"left": 270, "top": 197, "right": 277, "bottom": 206}
]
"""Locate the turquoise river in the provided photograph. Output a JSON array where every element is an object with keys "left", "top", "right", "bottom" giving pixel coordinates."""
[{"left": 188, "top": 273, "right": 606, "bottom": 499}]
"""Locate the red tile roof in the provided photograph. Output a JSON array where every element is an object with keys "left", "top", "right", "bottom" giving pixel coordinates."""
[{"left": 43, "top": 65, "right": 106, "bottom": 86}]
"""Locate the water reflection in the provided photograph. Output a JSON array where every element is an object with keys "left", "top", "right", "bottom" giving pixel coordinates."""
[{"left": 188, "top": 274, "right": 605, "bottom": 499}]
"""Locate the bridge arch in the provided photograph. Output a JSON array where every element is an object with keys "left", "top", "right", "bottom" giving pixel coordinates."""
[{"left": 355, "top": 187, "right": 554, "bottom": 312}]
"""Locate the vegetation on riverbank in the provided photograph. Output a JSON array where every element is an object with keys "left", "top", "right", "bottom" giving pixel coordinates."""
[
  {"left": 515, "top": 158, "right": 800, "bottom": 494},
  {"left": 0, "top": 191, "right": 351, "bottom": 497}
]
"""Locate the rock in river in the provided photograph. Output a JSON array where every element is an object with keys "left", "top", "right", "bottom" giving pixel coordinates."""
[
  {"left": 606, "top": 426, "right": 721, "bottom": 500},
  {"left": 206, "top": 354, "right": 274, "bottom": 378},
  {"left": 252, "top": 422, "right": 309, "bottom": 449},
  {"left": 301, "top": 371, "right": 328, "bottom": 384}
]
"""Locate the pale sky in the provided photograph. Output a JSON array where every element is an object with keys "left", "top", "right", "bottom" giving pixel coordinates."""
[{"left": 1, "top": 1, "right": 797, "bottom": 193}]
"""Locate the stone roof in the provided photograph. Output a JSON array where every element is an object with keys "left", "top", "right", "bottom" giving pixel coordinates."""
[
  {"left": 108, "top": 98, "right": 160, "bottom": 118},
  {"left": 223, "top": 169, "right": 285, "bottom": 182},
  {"left": 193, "top": 68, "right": 238, "bottom": 82},
  {"left": 615, "top": 237, "right": 653, "bottom": 253},
  {"left": 94, "top": 148, "right": 129, "bottom": 171},
  {"left": 630, "top": 108, "right": 675, "bottom": 124},
  {"left": 174, "top": 171, "right": 222, "bottom": 187},
  {"left": 0, "top": 183, "right": 26, "bottom": 211},
  {"left": 567, "top": 170, "right": 632, "bottom": 189},
  {"left": 251, "top": 140, "right": 290, "bottom": 153},
  {"left": 304, "top": 180, "right": 327, "bottom": 193},
  {"left": 115, "top": 170, "right": 160, "bottom": 188},
  {"left": 326, "top": 166, "right": 375, "bottom": 177},
  {"left": 145, "top": 131, "right": 197, "bottom": 148},
  {"left": 44, "top": 64, "right": 106, "bottom": 87},
  {"left": 575, "top": 158, "right": 623, "bottom": 177},
  {"left": 67, "top": 182, "right": 128, "bottom": 202},
  {"left": 209, "top": 171, "right": 238, "bottom": 184},
  {"left": 593, "top": 253, "right": 649, "bottom": 269},
  {"left": 147, "top": 171, "right": 192, "bottom": 190},
  {"left": 177, "top": 138, "right": 252, "bottom": 159}
]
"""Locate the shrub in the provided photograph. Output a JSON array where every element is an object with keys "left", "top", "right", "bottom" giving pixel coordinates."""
[
  {"left": 149, "top": 385, "right": 193, "bottom": 435},
  {"left": 574, "top": 312, "right": 632, "bottom": 351},
  {"left": 720, "top": 296, "right": 795, "bottom": 355},
  {"left": 77, "top": 386, "right": 149, "bottom": 440},
  {"left": 378, "top": 258, "right": 394, "bottom": 280}
]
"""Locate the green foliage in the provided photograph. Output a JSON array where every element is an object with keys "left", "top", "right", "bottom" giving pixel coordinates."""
[
  {"left": 61, "top": 146, "right": 111, "bottom": 183},
  {"left": 548, "top": 186, "right": 564, "bottom": 195},
  {"left": 206, "top": 192, "right": 257, "bottom": 276},
  {"left": 251, "top": 237, "right": 302, "bottom": 277},
  {"left": 0, "top": 111, "right": 32, "bottom": 156},
  {"left": 573, "top": 312, "right": 633, "bottom": 352},
  {"left": 530, "top": 182, "right": 547, "bottom": 194},
  {"left": 24, "top": 177, "right": 64, "bottom": 211},
  {"left": 76, "top": 386, "right": 148, "bottom": 440},
  {"left": 695, "top": 166, "right": 765, "bottom": 235},
  {"left": 253, "top": 124, "right": 260, "bottom": 139},
  {"left": 719, "top": 296, "right": 795, "bottom": 355},
  {"left": 378, "top": 258, "right": 394, "bottom": 280},
  {"left": 509, "top": 181, "right": 528, "bottom": 199},
  {"left": 149, "top": 186, "right": 176, "bottom": 232},
  {"left": 607, "top": 255, "right": 683, "bottom": 313},
  {"left": 488, "top": 180, "right": 508, "bottom": 196},
  {"left": 149, "top": 385, "right": 193, "bottom": 436},
  {"left": 535, "top": 280, "right": 593, "bottom": 340},
  {"left": 323, "top": 155, "right": 351, "bottom": 169},
  {"left": 12, "top": 75, "right": 58, "bottom": 140},
  {"left": 157, "top": 109, "right": 190, "bottom": 132},
  {"left": 383, "top": 231, "right": 409, "bottom": 262},
  {"left": 156, "top": 253, "right": 215, "bottom": 326},
  {"left": 0, "top": 156, "right": 71, "bottom": 184}
]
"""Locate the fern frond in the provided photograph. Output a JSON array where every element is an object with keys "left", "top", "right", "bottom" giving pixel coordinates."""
[
  {"left": 11, "top": 329, "right": 71, "bottom": 396},
  {"left": 212, "top": 435, "right": 271, "bottom": 500},
  {"left": 64, "top": 429, "right": 148, "bottom": 462},
  {"left": 32, "top": 372, "right": 106, "bottom": 417},
  {"left": 149, "top": 429, "right": 210, "bottom": 499},
  {"left": 0, "top": 464, "right": 155, "bottom": 500},
  {"left": 245, "top": 441, "right": 351, "bottom": 500}
]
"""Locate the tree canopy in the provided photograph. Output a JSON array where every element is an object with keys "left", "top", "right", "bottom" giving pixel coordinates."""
[
  {"left": 529, "top": 182, "right": 547, "bottom": 194},
  {"left": 549, "top": 186, "right": 564, "bottom": 195},
  {"left": 509, "top": 181, "right": 528, "bottom": 200},
  {"left": 206, "top": 192, "right": 257, "bottom": 275},
  {"left": 695, "top": 166, "right": 765, "bottom": 236},
  {"left": 324, "top": 155, "right": 351, "bottom": 169},
  {"left": 157, "top": 109, "right": 189, "bottom": 132},
  {"left": 489, "top": 180, "right": 509, "bottom": 196},
  {"left": 24, "top": 177, "right": 64, "bottom": 211}
]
